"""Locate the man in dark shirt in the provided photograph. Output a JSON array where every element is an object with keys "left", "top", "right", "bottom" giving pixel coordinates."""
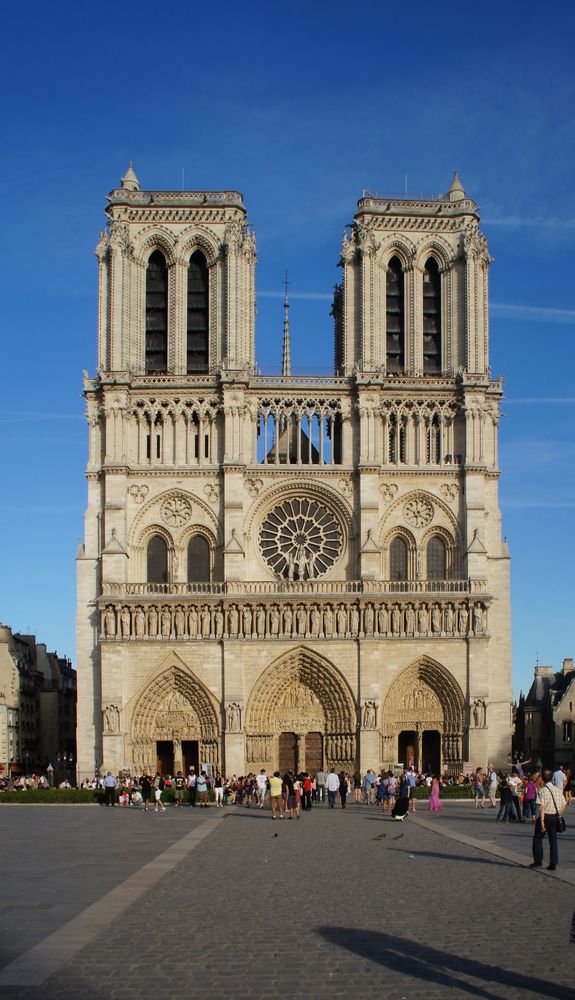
[
  {"left": 283, "top": 771, "right": 296, "bottom": 819},
  {"left": 140, "top": 772, "right": 152, "bottom": 812}
]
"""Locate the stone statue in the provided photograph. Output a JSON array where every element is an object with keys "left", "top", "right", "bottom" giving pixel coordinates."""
[
  {"left": 459, "top": 606, "right": 469, "bottom": 635},
  {"left": 296, "top": 605, "right": 307, "bottom": 636},
  {"left": 201, "top": 605, "right": 211, "bottom": 638},
  {"left": 364, "top": 603, "right": 374, "bottom": 636},
  {"left": 405, "top": 604, "right": 415, "bottom": 635},
  {"left": 228, "top": 702, "right": 241, "bottom": 733},
  {"left": 472, "top": 700, "right": 480, "bottom": 727},
  {"left": 283, "top": 605, "right": 293, "bottom": 636},
  {"left": 134, "top": 607, "right": 145, "bottom": 639},
  {"left": 362, "top": 700, "right": 377, "bottom": 729},
  {"left": 104, "top": 607, "right": 116, "bottom": 638},
  {"left": 473, "top": 604, "right": 484, "bottom": 635},
  {"left": 480, "top": 700, "right": 487, "bottom": 727},
  {"left": 337, "top": 605, "right": 347, "bottom": 636},
  {"left": 214, "top": 607, "right": 224, "bottom": 639},
  {"left": 188, "top": 606, "right": 198, "bottom": 637},
  {"left": 228, "top": 605, "right": 239, "bottom": 637},
  {"left": 174, "top": 606, "right": 185, "bottom": 638},
  {"left": 445, "top": 604, "right": 454, "bottom": 634},
  {"left": 256, "top": 606, "right": 266, "bottom": 637},
  {"left": 418, "top": 605, "right": 429, "bottom": 634},
  {"left": 103, "top": 705, "right": 119, "bottom": 735},
  {"left": 242, "top": 605, "right": 252, "bottom": 638},
  {"left": 323, "top": 604, "right": 334, "bottom": 636},
  {"left": 431, "top": 605, "right": 442, "bottom": 634},
  {"left": 310, "top": 606, "right": 320, "bottom": 637},
  {"left": 378, "top": 604, "right": 388, "bottom": 635},
  {"left": 120, "top": 607, "right": 131, "bottom": 639},
  {"left": 350, "top": 606, "right": 359, "bottom": 637},
  {"left": 160, "top": 607, "right": 171, "bottom": 637},
  {"left": 391, "top": 606, "right": 401, "bottom": 635},
  {"left": 269, "top": 605, "right": 280, "bottom": 637},
  {"left": 148, "top": 605, "right": 158, "bottom": 637}
]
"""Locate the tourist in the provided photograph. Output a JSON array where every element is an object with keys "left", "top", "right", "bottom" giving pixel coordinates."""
[
  {"left": 364, "top": 769, "right": 376, "bottom": 804},
  {"left": 255, "top": 769, "right": 267, "bottom": 809},
  {"left": 103, "top": 771, "right": 117, "bottom": 807},
  {"left": 552, "top": 764, "right": 566, "bottom": 793},
  {"left": 507, "top": 767, "right": 524, "bottom": 822},
  {"left": 214, "top": 771, "right": 224, "bottom": 807},
  {"left": 187, "top": 768, "right": 197, "bottom": 807},
  {"left": 196, "top": 770, "right": 209, "bottom": 808},
  {"left": 523, "top": 772, "right": 538, "bottom": 820},
  {"left": 487, "top": 766, "right": 498, "bottom": 808},
  {"left": 283, "top": 770, "right": 297, "bottom": 818},
  {"left": 173, "top": 770, "right": 185, "bottom": 807},
  {"left": 530, "top": 768, "right": 566, "bottom": 871},
  {"left": 326, "top": 768, "right": 340, "bottom": 808},
  {"left": 406, "top": 767, "right": 417, "bottom": 812},
  {"left": 154, "top": 774, "right": 166, "bottom": 813},
  {"left": 316, "top": 767, "right": 326, "bottom": 805},
  {"left": 391, "top": 772, "right": 410, "bottom": 821},
  {"left": 427, "top": 774, "right": 443, "bottom": 812},
  {"left": 140, "top": 772, "right": 152, "bottom": 811},
  {"left": 385, "top": 771, "right": 397, "bottom": 814},
  {"left": 339, "top": 771, "right": 348, "bottom": 808},
  {"left": 302, "top": 772, "right": 312, "bottom": 811},
  {"left": 353, "top": 769, "right": 362, "bottom": 804},
  {"left": 269, "top": 770, "right": 283, "bottom": 819},
  {"left": 473, "top": 768, "right": 485, "bottom": 810},
  {"left": 496, "top": 773, "right": 512, "bottom": 822}
]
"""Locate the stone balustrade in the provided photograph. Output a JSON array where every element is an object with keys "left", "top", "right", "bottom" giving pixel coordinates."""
[{"left": 101, "top": 578, "right": 487, "bottom": 598}]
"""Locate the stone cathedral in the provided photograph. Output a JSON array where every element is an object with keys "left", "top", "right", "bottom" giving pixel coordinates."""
[{"left": 76, "top": 165, "right": 512, "bottom": 781}]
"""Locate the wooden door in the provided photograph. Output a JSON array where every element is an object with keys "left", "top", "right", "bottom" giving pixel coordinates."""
[
  {"left": 156, "top": 740, "right": 174, "bottom": 776},
  {"left": 279, "top": 732, "right": 297, "bottom": 773},
  {"left": 305, "top": 732, "right": 323, "bottom": 774}
]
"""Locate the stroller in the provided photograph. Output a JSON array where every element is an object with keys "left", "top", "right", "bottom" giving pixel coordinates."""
[{"left": 391, "top": 796, "right": 409, "bottom": 821}]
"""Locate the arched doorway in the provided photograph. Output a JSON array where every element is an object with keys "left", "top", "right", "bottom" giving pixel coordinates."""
[
  {"left": 245, "top": 647, "right": 357, "bottom": 774},
  {"left": 129, "top": 662, "right": 220, "bottom": 775},
  {"left": 381, "top": 657, "right": 465, "bottom": 775}
]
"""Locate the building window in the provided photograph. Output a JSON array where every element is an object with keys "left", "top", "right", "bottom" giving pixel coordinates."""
[
  {"left": 562, "top": 721, "right": 573, "bottom": 743},
  {"left": 187, "top": 535, "right": 211, "bottom": 582},
  {"left": 147, "top": 535, "right": 168, "bottom": 583},
  {"left": 187, "top": 251, "right": 209, "bottom": 373},
  {"left": 389, "top": 413, "right": 406, "bottom": 464},
  {"left": 427, "top": 535, "right": 447, "bottom": 580},
  {"left": 386, "top": 256, "right": 404, "bottom": 372},
  {"left": 145, "top": 250, "right": 168, "bottom": 373},
  {"left": 423, "top": 257, "right": 441, "bottom": 373},
  {"left": 390, "top": 537, "right": 408, "bottom": 581}
]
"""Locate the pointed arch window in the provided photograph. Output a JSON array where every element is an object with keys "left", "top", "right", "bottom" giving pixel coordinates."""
[
  {"left": 386, "top": 256, "right": 405, "bottom": 372},
  {"left": 187, "top": 535, "right": 211, "bottom": 582},
  {"left": 187, "top": 251, "right": 209, "bottom": 373},
  {"left": 390, "top": 536, "right": 408, "bottom": 581},
  {"left": 145, "top": 250, "right": 168, "bottom": 373},
  {"left": 147, "top": 535, "right": 168, "bottom": 583},
  {"left": 423, "top": 257, "right": 441, "bottom": 374},
  {"left": 427, "top": 535, "right": 447, "bottom": 580}
]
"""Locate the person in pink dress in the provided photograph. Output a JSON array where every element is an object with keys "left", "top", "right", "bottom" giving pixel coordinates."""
[{"left": 428, "top": 775, "right": 443, "bottom": 812}]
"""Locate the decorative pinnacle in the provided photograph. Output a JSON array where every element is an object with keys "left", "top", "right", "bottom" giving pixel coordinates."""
[
  {"left": 121, "top": 161, "right": 140, "bottom": 191},
  {"left": 281, "top": 270, "right": 292, "bottom": 377}
]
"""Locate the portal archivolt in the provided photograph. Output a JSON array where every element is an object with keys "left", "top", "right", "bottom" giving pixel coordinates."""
[
  {"left": 381, "top": 656, "right": 465, "bottom": 773},
  {"left": 245, "top": 647, "right": 357, "bottom": 772}
]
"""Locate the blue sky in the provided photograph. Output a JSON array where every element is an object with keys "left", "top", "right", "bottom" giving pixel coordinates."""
[{"left": 1, "top": 2, "right": 574, "bottom": 697}]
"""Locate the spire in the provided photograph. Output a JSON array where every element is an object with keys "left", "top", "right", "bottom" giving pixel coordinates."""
[
  {"left": 447, "top": 170, "right": 465, "bottom": 202},
  {"left": 281, "top": 271, "right": 292, "bottom": 376},
  {"left": 121, "top": 162, "right": 140, "bottom": 191}
]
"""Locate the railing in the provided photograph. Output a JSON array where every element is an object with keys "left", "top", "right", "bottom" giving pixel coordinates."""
[{"left": 101, "top": 578, "right": 487, "bottom": 599}]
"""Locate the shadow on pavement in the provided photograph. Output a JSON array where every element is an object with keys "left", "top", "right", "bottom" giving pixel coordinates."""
[
  {"left": 316, "top": 926, "right": 575, "bottom": 1000},
  {"left": 387, "top": 847, "right": 517, "bottom": 867}
]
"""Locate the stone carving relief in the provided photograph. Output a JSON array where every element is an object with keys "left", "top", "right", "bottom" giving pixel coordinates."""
[
  {"left": 404, "top": 496, "right": 434, "bottom": 528},
  {"left": 203, "top": 483, "right": 220, "bottom": 503},
  {"left": 103, "top": 705, "right": 120, "bottom": 735},
  {"left": 439, "top": 483, "right": 458, "bottom": 502},
  {"left": 362, "top": 700, "right": 378, "bottom": 729},
  {"left": 161, "top": 496, "right": 192, "bottom": 527},
  {"left": 379, "top": 483, "right": 399, "bottom": 502},
  {"left": 246, "top": 735, "right": 273, "bottom": 763},
  {"left": 128, "top": 484, "right": 150, "bottom": 503},
  {"left": 101, "top": 599, "right": 488, "bottom": 642},
  {"left": 245, "top": 478, "right": 264, "bottom": 497},
  {"left": 227, "top": 702, "right": 242, "bottom": 733},
  {"left": 471, "top": 699, "right": 487, "bottom": 728}
]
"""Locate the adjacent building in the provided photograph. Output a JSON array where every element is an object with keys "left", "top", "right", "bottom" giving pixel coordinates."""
[
  {"left": 515, "top": 658, "right": 575, "bottom": 767},
  {"left": 0, "top": 624, "right": 76, "bottom": 778},
  {"left": 76, "top": 166, "right": 512, "bottom": 781}
]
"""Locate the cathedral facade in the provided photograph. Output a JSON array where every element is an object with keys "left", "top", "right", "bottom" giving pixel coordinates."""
[{"left": 76, "top": 165, "right": 512, "bottom": 780}]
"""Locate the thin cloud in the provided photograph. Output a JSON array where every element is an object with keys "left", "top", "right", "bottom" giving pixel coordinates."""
[{"left": 491, "top": 303, "right": 575, "bottom": 324}]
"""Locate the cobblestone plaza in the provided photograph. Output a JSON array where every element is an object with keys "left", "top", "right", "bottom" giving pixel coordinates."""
[{"left": 0, "top": 803, "right": 573, "bottom": 1000}]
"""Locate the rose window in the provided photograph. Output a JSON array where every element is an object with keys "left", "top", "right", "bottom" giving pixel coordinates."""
[
  {"left": 259, "top": 498, "right": 342, "bottom": 579},
  {"left": 161, "top": 496, "right": 192, "bottom": 527},
  {"left": 403, "top": 497, "right": 433, "bottom": 528}
]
